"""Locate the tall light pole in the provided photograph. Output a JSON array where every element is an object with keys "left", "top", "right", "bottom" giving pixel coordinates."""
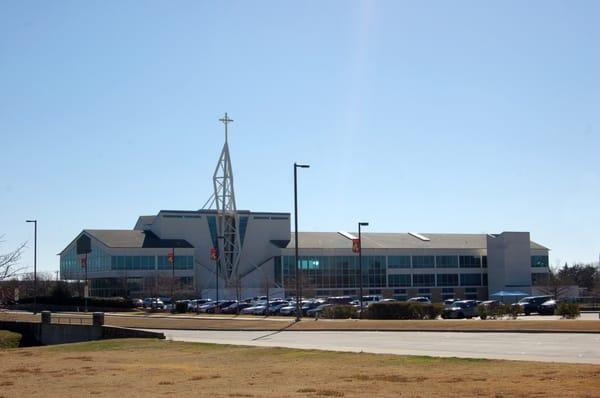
[
  {"left": 294, "top": 162, "right": 310, "bottom": 322},
  {"left": 25, "top": 220, "right": 37, "bottom": 314},
  {"left": 216, "top": 235, "right": 225, "bottom": 304},
  {"left": 358, "top": 222, "right": 369, "bottom": 317}
]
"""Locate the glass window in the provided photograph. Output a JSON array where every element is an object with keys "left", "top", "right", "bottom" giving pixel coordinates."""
[
  {"left": 412, "top": 256, "right": 435, "bottom": 268},
  {"left": 388, "top": 274, "right": 411, "bottom": 287},
  {"left": 437, "top": 273, "right": 459, "bottom": 287},
  {"left": 459, "top": 256, "right": 481, "bottom": 268},
  {"left": 413, "top": 274, "right": 435, "bottom": 287},
  {"left": 460, "top": 273, "right": 482, "bottom": 286},
  {"left": 388, "top": 256, "right": 411, "bottom": 268},
  {"left": 436, "top": 256, "right": 458, "bottom": 268},
  {"left": 482, "top": 256, "right": 487, "bottom": 268},
  {"left": 531, "top": 255, "right": 549, "bottom": 268}
]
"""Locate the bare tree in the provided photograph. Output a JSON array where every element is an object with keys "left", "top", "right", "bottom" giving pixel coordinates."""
[
  {"left": 0, "top": 237, "right": 27, "bottom": 281},
  {"left": 534, "top": 270, "right": 572, "bottom": 299}
]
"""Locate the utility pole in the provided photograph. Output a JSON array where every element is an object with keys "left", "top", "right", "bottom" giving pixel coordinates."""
[
  {"left": 25, "top": 220, "right": 37, "bottom": 314},
  {"left": 294, "top": 163, "right": 310, "bottom": 322}
]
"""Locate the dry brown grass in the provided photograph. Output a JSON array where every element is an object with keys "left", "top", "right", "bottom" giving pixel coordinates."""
[{"left": 0, "top": 339, "right": 599, "bottom": 397}]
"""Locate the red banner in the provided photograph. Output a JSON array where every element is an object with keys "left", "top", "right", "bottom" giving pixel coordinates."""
[
  {"left": 167, "top": 250, "right": 174, "bottom": 264},
  {"left": 352, "top": 239, "right": 361, "bottom": 253},
  {"left": 210, "top": 247, "right": 218, "bottom": 261}
]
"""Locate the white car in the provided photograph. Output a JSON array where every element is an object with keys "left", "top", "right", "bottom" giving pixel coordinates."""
[{"left": 407, "top": 296, "right": 432, "bottom": 304}]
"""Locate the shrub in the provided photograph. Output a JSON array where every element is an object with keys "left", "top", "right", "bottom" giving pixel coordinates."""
[
  {"left": 0, "top": 331, "right": 22, "bottom": 349},
  {"left": 477, "top": 304, "right": 488, "bottom": 320},
  {"left": 503, "top": 304, "right": 520, "bottom": 319},
  {"left": 556, "top": 302, "right": 580, "bottom": 319},
  {"left": 49, "top": 282, "right": 72, "bottom": 301},
  {"left": 175, "top": 300, "right": 188, "bottom": 314},
  {"left": 17, "top": 295, "right": 135, "bottom": 309},
  {"left": 321, "top": 305, "right": 357, "bottom": 319},
  {"left": 367, "top": 302, "right": 442, "bottom": 320}
]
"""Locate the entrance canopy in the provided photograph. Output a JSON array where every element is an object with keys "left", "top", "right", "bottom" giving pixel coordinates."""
[{"left": 490, "top": 291, "right": 529, "bottom": 297}]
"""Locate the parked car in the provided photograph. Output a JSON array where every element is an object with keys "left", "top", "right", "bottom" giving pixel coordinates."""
[
  {"left": 479, "top": 299, "right": 501, "bottom": 309},
  {"left": 407, "top": 296, "right": 432, "bottom": 304},
  {"left": 513, "top": 295, "right": 553, "bottom": 315},
  {"left": 266, "top": 301, "right": 289, "bottom": 315},
  {"left": 441, "top": 300, "right": 478, "bottom": 319},
  {"left": 240, "top": 304, "right": 267, "bottom": 315},
  {"left": 131, "top": 298, "right": 144, "bottom": 307},
  {"left": 188, "top": 299, "right": 212, "bottom": 311},
  {"left": 143, "top": 297, "right": 164, "bottom": 309},
  {"left": 301, "top": 300, "right": 322, "bottom": 315},
  {"left": 443, "top": 298, "right": 460, "bottom": 306},
  {"left": 326, "top": 296, "right": 354, "bottom": 305},
  {"left": 538, "top": 299, "right": 560, "bottom": 315},
  {"left": 278, "top": 302, "right": 298, "bottom": 316},
  {"left": 205, "top": 300, "right": 237, "bottom": 313},
  {"left": 221, "top": 302, "right": 252, "bottom": 314},
  {"left": 307, "top": 303, "right": 332, "bottom": 316}
]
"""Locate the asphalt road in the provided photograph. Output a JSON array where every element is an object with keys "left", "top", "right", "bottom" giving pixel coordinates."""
[{"left": 153, "top": 329, "right": 600, "bottom": 364}]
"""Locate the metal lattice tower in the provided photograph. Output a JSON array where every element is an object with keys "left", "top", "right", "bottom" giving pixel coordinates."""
[{"left": 202, "top": 113, "right": 241, "bottom": 283}]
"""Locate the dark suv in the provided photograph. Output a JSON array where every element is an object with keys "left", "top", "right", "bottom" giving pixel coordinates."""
[{"left": 513, "top": 295, "right": 553, "bottom": 315}]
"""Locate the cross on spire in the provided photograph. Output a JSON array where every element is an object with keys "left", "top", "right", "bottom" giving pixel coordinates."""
[{"left": 219, "top": 112, "right": 233, "bottom": 143}]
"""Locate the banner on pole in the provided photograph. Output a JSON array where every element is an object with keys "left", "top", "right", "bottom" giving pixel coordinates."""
[{"left": 352, "top": 239, "right": 360, "bottom": 253}]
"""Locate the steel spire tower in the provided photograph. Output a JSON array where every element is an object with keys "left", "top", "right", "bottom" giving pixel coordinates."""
[{"left": 204, "top": 113, "right": 242, "bottom": 283}]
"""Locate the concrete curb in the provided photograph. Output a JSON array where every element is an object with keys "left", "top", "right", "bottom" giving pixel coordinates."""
[{"left": 131, "top": 326, "right": 600, "bottom": 334}]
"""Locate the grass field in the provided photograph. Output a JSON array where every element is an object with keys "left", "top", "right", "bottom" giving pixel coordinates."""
[{"left": 0, "top": 339, "right": 599, "bottom": 397}]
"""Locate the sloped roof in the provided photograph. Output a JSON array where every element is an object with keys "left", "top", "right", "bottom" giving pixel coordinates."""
[
  {"left": 284, "top": 232, "right": 548, "bottom": 250},
  {"left": 84, "top": 230, "right": 193, "bottom": 249},
  {"left": 134, "top": 215, "right": 156, "bottom": 230}
]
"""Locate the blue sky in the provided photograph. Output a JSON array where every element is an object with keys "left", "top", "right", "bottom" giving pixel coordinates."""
[{"left": 1, "top": 1, "right": 599, "bottom": 274}]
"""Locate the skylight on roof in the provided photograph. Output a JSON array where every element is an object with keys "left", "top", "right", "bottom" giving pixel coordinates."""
[
  {"left": 337, "top": 231, "right": 358, "bottom": 240},
  {"left": 408, "top": 232, "right": 430, "bottom": 241}
]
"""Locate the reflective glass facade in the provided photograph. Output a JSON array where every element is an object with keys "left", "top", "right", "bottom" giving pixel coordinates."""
[
  {"left": 157, "top": 255, "right": 194, "bottom": 270},
  {"left": 277, "top": 255, "right": 490, "bottom": 290},
  {"left": 388, "top": 274, "right": 411, "bottom": 287},
  {"left": 60, "top": 242, "right": 111, "bottom": 278},
  {"left": 60, "top": 240, "right": 194, "bottom": 278},
  {"left": 437, "top": 273, "right": 459, "bottom": 286},
  {"left": 388, "top": 256, "right": 411, "bottom": 269},
  {"left": 412, "top": 256, "right": 435, "bottom": 268},
  {"left": 281, "top": 256, "right": 385, "bottom": 289},
  {"left": 436, "top": 256, "right": 458, "bottom": 268},
  {"left": 531, "top": 255, "right": 549, "bottom": 268},
  {"left": 413, "top": 274, "right": 435, "bottom": 287},
  {"left": 459, "top": 256, "right": 482, "bottom": 268},
  {"left": 460, "top": 273, "right": 482, "bottom": 286}
]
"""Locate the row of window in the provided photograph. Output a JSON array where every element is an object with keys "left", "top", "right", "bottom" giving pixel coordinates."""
[
  {"left": 278, "top": 256, "right": 487, "bottom": 289},
  {"left": 388, "top": 273, "right": 486, "bottom": 287},
  {"left": 389, "top": 255, "right": 486, "bottom": 269},
  {"left": 111, "top": 255, "right": 194, "bottom": 271}
]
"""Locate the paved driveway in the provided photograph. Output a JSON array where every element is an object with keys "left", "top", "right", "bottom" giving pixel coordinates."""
[{"left": 153, "top": 329, "right": 600, "bottom": 364}]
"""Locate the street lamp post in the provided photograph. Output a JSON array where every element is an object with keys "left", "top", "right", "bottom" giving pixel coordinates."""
[
  {"left": 25, "top": 220, "right": 37, "bottom": 314},
  {"left": 170, "top": 247, "right": 175, "bottom": 299},
  {"left": 216, "top": 236, "right": 225, "bottom": 304},
  {"left": 358, "top": 222, "right": 369, "bottom": 317},
  {"left": 294, "top": 163, "right": 310, "bottom": 322}
]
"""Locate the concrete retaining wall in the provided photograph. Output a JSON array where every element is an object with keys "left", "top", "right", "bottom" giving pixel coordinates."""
[{"left": 0, "top": 312, "right": 164, "bottom": 346}]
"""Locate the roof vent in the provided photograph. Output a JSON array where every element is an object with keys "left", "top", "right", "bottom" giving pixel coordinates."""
[{"left": 408, "top": 232, "right": 430, "bottom": 241}]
